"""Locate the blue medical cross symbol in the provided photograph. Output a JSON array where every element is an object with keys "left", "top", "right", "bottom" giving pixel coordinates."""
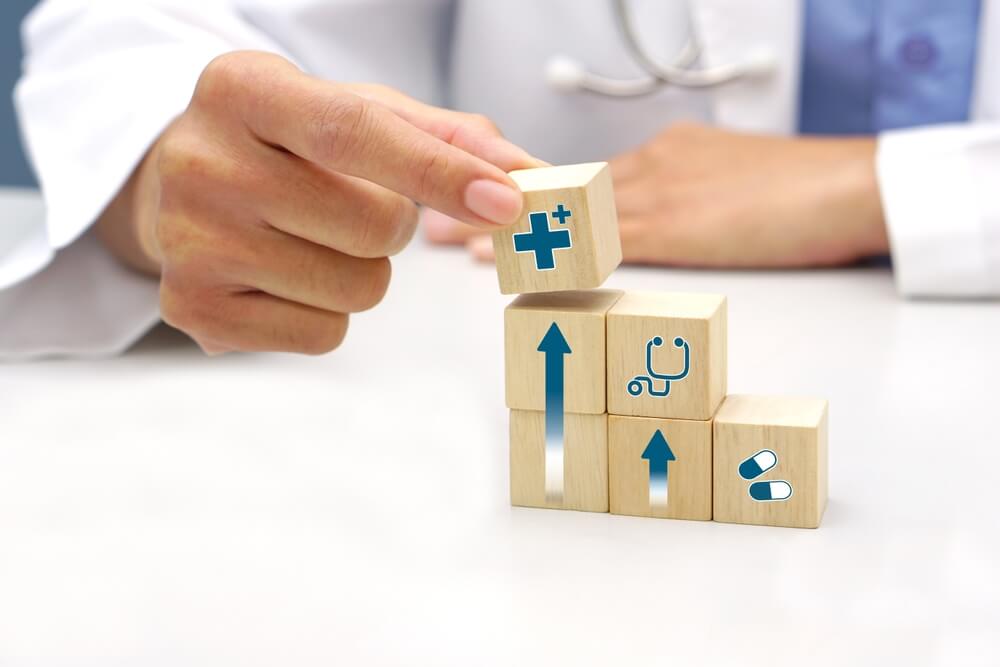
[
  {"left": 513, "top": 210, "right": 573, "bottom": 271},
  {"left": 552, "top": 204, "right": 571, "bottom": 224}
]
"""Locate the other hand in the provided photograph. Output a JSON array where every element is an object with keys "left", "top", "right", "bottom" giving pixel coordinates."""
[{"left": 429, "top": 122, "right": 889, "bottom": 268}]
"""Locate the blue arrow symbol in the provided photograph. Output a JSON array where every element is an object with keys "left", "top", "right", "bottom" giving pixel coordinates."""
[
  {"left": 641, "top": 429, "right": 676, "bottom": 509},
  {"left": 538, "top": 322, "right": 571, "bottom": 502}
]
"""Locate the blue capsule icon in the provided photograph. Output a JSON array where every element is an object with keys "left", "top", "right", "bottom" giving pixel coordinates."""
[
  {"left": 748, "top": 480, "right": 793, "bottom": 502},
  {"left": 738, "top": 449, "right": 777, "bottom": 480}
]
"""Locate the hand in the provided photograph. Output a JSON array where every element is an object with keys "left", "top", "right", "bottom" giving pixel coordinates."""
[
  {"left": 429, "top": 122, "right": 889, "bottom": 268},
  {"left": 96, "top": 51, "right": 541, "bottom": 354},
  {"left": 611, "top": 122, "right": 888, "bottom": 267}
]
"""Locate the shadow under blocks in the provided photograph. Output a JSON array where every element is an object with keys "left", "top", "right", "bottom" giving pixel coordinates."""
[{"left": 495, "top": 162, "right": 828, "bottom": 528}]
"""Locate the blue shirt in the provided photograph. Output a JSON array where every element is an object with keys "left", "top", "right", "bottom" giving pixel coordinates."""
[{"left": 798, "top": 0, "right": 982, "bottom": 135}]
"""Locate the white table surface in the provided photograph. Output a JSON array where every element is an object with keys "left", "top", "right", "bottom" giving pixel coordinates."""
[{"left": 1, "top": 191, "right": 998, "bottom": 667}]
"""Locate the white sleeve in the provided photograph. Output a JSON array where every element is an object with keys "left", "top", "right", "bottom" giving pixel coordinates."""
[
  {"left": 876, "top": 123, "right": 1000, "bottom": 298},
  {"left": 1, "top": 0, "right": 289, "bottom": 359}
]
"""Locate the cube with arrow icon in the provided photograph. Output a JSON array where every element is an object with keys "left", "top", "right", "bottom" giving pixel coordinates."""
[{"left": 608, "top": 415, "right": 713, "bottom": 520}]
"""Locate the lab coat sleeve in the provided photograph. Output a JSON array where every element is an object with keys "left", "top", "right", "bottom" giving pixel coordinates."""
[
  {"left": 876, "top": 123, "right": 1000, "bottom": 298},
  {"left": 1, "top": 0, "right": 291, "bottom": 360}
]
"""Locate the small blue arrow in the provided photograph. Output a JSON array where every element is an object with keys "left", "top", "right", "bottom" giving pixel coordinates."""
[
  {"left": 641, "top": 429, "right": 676, "bottom": 509},
  {"left": 538, "top": 322, "right": 571, "bottom": 502}
]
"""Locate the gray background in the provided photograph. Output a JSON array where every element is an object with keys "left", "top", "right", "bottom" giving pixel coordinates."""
[{"left": 2, "top": 0, "right": 37, "bottom": 187}]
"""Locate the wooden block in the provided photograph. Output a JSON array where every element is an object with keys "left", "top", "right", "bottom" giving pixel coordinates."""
[
  {"left": 607, "top": 291, "right": 727, "bottom": 421},
  {"left": 609, "top": 415, "right": 712, "bottom": 521},
  {"left": 505, "top": 289, "right": 623, "bottom": 414},
  {"left": 509, "top": 409, "right": 608, "bottom": 512},
  {"left": 713, "top": 395, "right": 829, "bottom": 529},
  {"left": 491, "top": 162, "right": 622, "bottom": 295}
]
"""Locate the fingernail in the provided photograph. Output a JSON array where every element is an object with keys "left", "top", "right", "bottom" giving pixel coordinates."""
[{"left": 464, "top": 179, "right": 523, "bottom": 225}]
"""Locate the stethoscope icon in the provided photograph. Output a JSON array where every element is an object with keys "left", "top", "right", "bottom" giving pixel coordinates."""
[
  {"left": 546, "top": 0, "right": 775, "bottom": 97},
  {"left": 627, "top": 335, "right": 691, "bottom": 398}
]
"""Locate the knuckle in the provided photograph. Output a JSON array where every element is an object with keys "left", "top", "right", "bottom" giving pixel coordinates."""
[
  {"left": 153, "top": 212, "right": 191, "bottom": 264},
  {"left": 311, "top": 93, "right": 377, "bottom": 163},
  {"left": 159, "top": 279, "right": 207, "bottom": 336},
  {"left": 467, "top": 112, "right": 500, "bottom": 135},
  {"left": 415, "top": 148, "right": 451, "bottom": 204},
  {"left": 194, "top": 51, "right": 283, "bottom": 104},
  {"left": 194, "top": 52, "right": 247, "bottom": 104},
  {"left": 157, "top": 130, "right": 224, "bottom": 196},
  {"left": 299, "top": 312, "right": 349, "bottom": 355},
  {"left": 349, "top": 257, "right": 392, "bottom": 312},
  {"left": 153, "top": 209, "right": 214, "bottom": 270},
  {"left": 351, "top": 194, "right": 418, "bottom": 258}
]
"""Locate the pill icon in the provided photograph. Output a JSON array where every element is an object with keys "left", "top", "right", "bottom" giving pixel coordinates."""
[
  {"left": 748, "top": 480, "right": 793, "bottom": 502},
  {"left": 738, "top": 449, "right": 777, "bottom": 480}
]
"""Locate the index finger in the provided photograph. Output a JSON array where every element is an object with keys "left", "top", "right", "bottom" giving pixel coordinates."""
[{"left": 239, "top": 60, "right": 524, "bottom": 228}]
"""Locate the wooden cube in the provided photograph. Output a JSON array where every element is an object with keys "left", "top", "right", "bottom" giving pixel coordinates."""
[
  {"left": 505, "top": 289, "right": 623, "bottom": 415},
  {"left": 713, "top": 395, "right": 829, "bottom": 529},
  {"left": 607, "top": 291, "right": 727, "bottom": 421},
  {"left": 491, "top": 162, "right": 622, "bottom": 295},
  {"left": 509, "top": 409, "right": 608, "bottom": 512},
  {"left": 609, "top": 415, "right": 712, "bottom": 521}
]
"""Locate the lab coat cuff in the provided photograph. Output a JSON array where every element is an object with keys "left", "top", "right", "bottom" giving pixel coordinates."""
[
  {"left": 14, "top": 46, "right": 225, "bottom": 254},
  {"left": 876, "top": 125, "right": 1000, "bottom": 298}
]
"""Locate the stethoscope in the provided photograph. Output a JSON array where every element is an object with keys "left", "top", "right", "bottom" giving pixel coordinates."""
[{"left": 546, "top": 0, "right": 776, "bottom": 97}]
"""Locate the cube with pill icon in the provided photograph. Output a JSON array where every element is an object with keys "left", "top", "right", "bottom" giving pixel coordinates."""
[
  {"left": 491, "top": 162, "right": 622, "bottom": 295},
  {"left": 712, "top": 395, "right": 829, "bottom": 529},
  {"left": 608, "top": 415, "right": 712, "bottom": 521},
  {"left": 607, "top": 291, "right": 727, "bottom": 421}
]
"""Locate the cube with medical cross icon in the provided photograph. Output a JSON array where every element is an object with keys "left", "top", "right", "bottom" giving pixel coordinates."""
[
  {"left": 607, "top": 291, "right": 727, "bottom": 421},
  {"left": 491, "top": 162, "right": 622, "bottom": 295}
]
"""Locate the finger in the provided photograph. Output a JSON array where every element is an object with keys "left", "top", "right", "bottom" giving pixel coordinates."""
[
  {"left": 194, "top": 292, "right": 351, "bottom": 355},
  {"left": 422, "top": 208, "right": 488, "bottom": 245},
  {"left": 614, "top": 177, "right": 663, "bottom": 218},
  {"left": 619, "top": 219, "right": 679, "bottom": 266},
  {"left": 619, "top": 219, "right": 703, "bottom": 267},
  {"left": 238, "top": 59, "right": 525, "bottom": 228},
  {"left": 466, "top": 235, "right": 496, "bottom": 263},
  {"left": 253, "top": 148, "right": 419, "bottom": 258},
  {"left": 223, "top": 224, "right": 393, "bottom": 314},
  {"left": 344, "top": 83, "right": 546, "bottom": 171},
  {"left": 609, "top": 146, "right": 649, "bottom": 187}
]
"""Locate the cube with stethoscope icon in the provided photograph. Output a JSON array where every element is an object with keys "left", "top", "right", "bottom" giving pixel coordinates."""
[
  {"left": 626, "top": 335, "right": 691, "bottom": 398},
  {"left": 607, "top": 292, "right": 727, "bottom": 422}
]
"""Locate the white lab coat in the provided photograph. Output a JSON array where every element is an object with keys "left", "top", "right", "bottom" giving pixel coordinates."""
[{"left": 3, "top": 0, "right": 999, "bottom": 359}]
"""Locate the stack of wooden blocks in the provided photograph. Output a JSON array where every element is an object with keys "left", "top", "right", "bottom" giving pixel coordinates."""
[{"left": 491, "top": 163, "right": 828, "bottom": 529}]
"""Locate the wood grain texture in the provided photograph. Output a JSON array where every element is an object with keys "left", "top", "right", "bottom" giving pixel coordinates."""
[
  {"left": 509, "top": 409, "right": 608, "bottom": 512},
  {"left": 505, "top": 289, "right": 623, "bottom": 414},
  {"left": 712, "top": 395, "right": 829, "bottom": 529},
  {"left": 607, "top": 291, "right": 727, "bottom": 420},
  {"left": 609, "top": 415, "right": 712, "bottom": 521},
  {"left": 491, "top": 162, "right": 622, "bottom": 295}
]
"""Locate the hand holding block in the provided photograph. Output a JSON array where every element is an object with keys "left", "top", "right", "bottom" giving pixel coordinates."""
[
  {"left": 607, "top": 291, "right": 727, "bottom": 421},
  {"left": 509, "top": 410, "right": 608, "bottom": 512},
  {"left": 505, "top": 289, "right": 623, "bottom": 414},
  {"left": 609, "top": 416, "right": 712, "bottom": 521},
  {"left": 491, "top": 162, "right": 622, "bottom": 295},
  {"left": 713, "top": 395, "right": 829, "bottom": 528}
]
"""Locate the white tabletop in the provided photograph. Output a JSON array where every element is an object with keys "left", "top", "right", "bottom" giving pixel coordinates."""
[{"left": 1, "top": 191, "right": 998, "bottom": 666}]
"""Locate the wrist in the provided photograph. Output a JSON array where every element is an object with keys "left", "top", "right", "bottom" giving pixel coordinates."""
[
  {"left": 95, "top": 141, "right": 163, "bottom": 276},
  {"left": 842, "top": 139, "right": 890, "bottom": 257}
]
